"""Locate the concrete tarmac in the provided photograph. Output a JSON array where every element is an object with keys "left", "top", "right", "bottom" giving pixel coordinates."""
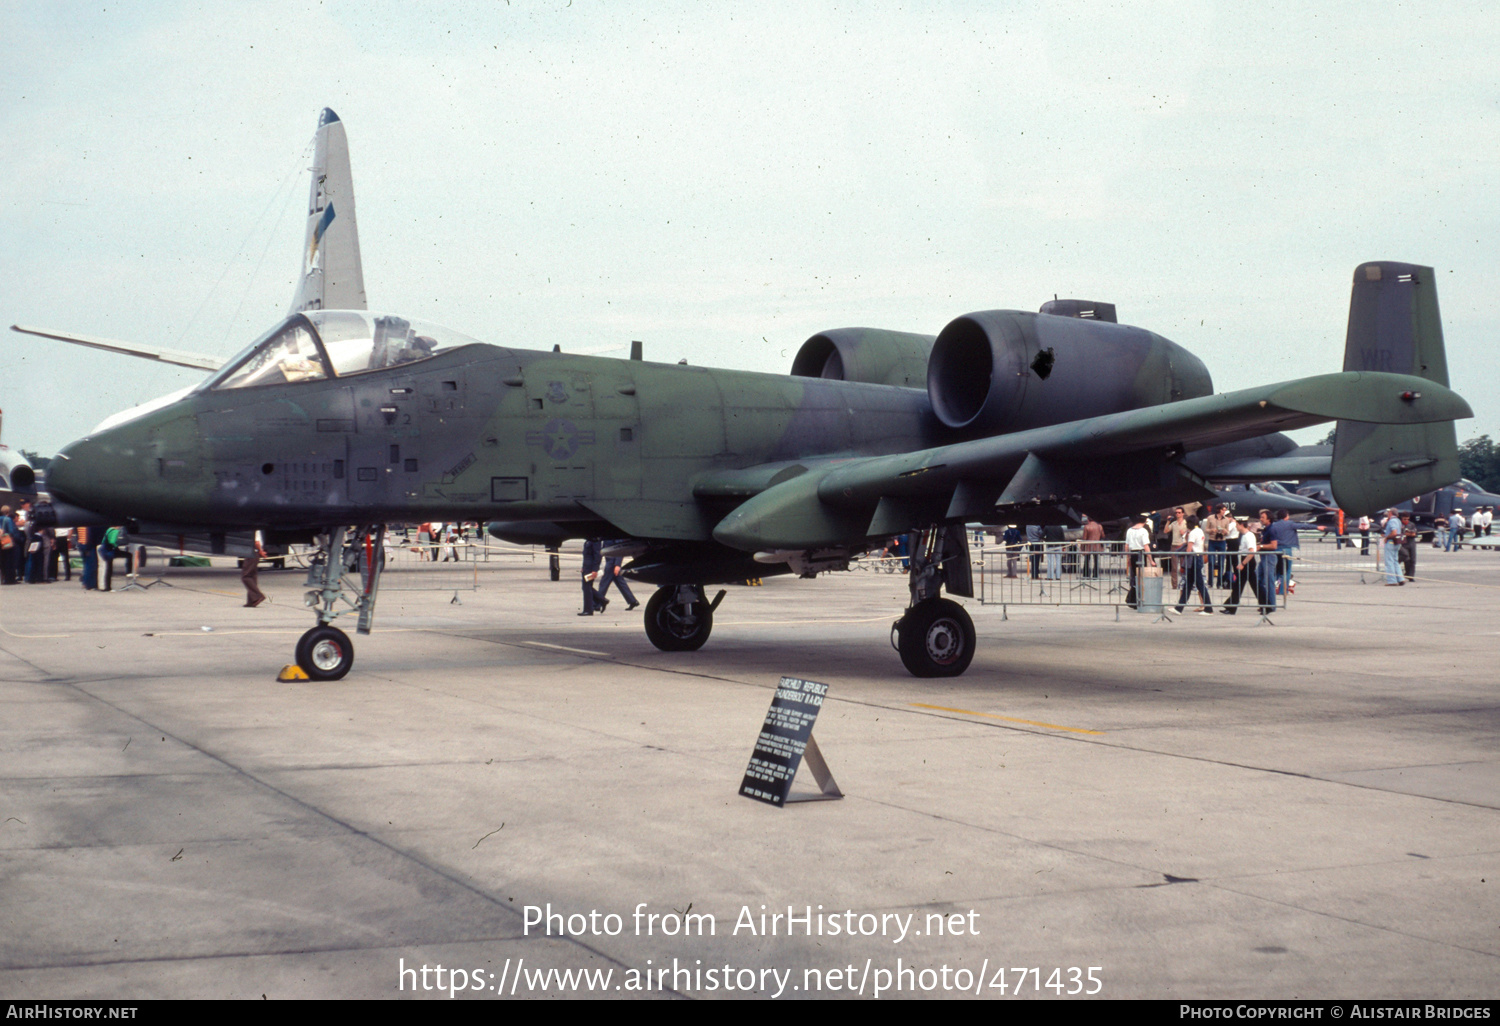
[{"left": 1, "top": 546, "right": 1497, "bottom": 999}]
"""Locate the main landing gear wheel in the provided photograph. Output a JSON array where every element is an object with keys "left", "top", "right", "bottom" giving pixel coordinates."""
[
  {"left": 643, "top": 585, "right": 714, "bottom": 652},
  {"left": 896, "top": 598, "right": 975, "bottom": 678},
  {"left": 296, "top": 625, "right": 354, "bottom": 681}
]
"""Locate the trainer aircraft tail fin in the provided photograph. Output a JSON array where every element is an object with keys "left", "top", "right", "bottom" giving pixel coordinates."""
[
  {"left": 1330, "top": 262, "right": 1463, "bottom": 515},
  {"left": 288, "top": 108, "right": 367, "bottom": 314}
]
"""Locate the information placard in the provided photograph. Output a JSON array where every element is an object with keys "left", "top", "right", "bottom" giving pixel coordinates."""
[{"left": 740, "top": 676, "right": 842, "bottom": 806}]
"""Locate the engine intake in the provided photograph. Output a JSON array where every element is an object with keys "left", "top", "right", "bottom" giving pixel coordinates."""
[
  {"left": 791, "top": 328, "right": 934, "bottom": 388},
  {"left": 926, "top": 310, "right": 1212, "bottom": 433}
]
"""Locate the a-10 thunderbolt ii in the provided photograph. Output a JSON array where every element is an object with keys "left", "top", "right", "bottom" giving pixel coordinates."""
[{"left": 43, "top": 260, "right": 1470, "bottom": 680}]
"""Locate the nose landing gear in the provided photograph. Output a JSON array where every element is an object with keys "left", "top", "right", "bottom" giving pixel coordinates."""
[
  {"left": 296, "top": 624, "right": 354, "bottom": 681},
  {"left": 292, "top": 525, "right": 384, "bottom": 681}
]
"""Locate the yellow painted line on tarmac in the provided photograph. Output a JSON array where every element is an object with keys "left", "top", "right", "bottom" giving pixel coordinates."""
[
  {"left": 522, "top": 640, "right": 611, "bottom": 657},
  {"left": 909, "top": 703, "right": 1104, "bottom": 735}
]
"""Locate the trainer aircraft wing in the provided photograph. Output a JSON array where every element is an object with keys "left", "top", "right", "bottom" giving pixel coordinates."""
[
  {"left": 711, "top": 371, "right": 1470, "bottom": 551},
  {"left": 8, "top": 325, "right": 223, "bottom": 372}
]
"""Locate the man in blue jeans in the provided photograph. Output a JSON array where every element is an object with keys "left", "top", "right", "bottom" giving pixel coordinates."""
[
  {"left": 1265, "top": 509, "right": 1299, "bottom": 596},
  {"left": 596, "top": 539, "right": 639, "bottom": 611},
  {"left": 1250, "top": 511, "right": 1277, "bottom": 612},
  {"left": 1381, "top": 509, "right": 1403, "bottom": 585}
]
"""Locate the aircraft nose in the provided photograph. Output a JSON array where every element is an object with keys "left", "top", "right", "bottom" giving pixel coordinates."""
[
  {"left": 45, "top": 438, "right": 109, "bottom": 511},
  {"left": 49, "top": 403, "right": 210, "bottom": 524}
]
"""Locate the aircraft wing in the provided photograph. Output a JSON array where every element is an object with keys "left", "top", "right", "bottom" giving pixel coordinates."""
[
  {"left": 712, "top": 370, "right": 1471, "bottom": 550},
  {"left": 10, "top": 325, "right": 223, "bottom": 372}
]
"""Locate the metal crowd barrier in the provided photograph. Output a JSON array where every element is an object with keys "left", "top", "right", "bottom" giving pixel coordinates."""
[
  {"left": 976, "top": 541, "right": 1285, "bottom": 621},
  {"left": 376, "top": 535, "right": 482, "bottom": 596},
  {"left": 1284, "top": 534, "right": 1383, "bottom": 579}
]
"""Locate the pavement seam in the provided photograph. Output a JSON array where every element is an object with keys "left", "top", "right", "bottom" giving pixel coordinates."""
[{"left": 18, "top": 673, "right": 681, "bottom": 996}]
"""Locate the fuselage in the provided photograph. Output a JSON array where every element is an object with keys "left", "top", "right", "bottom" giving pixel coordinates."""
[{"left": 47, "top": 330, "right": 940, "bottom": 537}]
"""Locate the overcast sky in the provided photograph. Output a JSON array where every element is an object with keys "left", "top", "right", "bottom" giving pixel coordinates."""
[{"left": 3, "top": 0, "right": 1496, "bottom": 457}]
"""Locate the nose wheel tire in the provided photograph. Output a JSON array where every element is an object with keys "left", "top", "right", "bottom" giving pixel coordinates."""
[
  {"left": 295, "top": 625, "right": 354, "bottom": 681},
  {"left": 643, "top": 586, "right": 714, "bottom": 652},
  {"left": 896, "top": 598, "right": 975, "bottom": 678}
]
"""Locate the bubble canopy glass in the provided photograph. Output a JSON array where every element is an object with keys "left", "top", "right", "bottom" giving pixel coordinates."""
[{"left": 204, "top": 311, "right": 483, "bottom": 390}]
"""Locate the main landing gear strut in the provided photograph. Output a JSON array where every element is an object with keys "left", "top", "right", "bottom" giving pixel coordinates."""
[
  {"left": 294, "top": 525, "right": 385, "bottom": 680},
  {"left": 643, "top": 584, "right": 726, "bottom": 652},
  {"left": 892, "top": 525, "right": 976, "bottom": 677}
]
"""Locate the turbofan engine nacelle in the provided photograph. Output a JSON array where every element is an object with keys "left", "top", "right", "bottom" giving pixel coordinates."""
[
  {"left": 925, "top": 310, "right": 1213, "bottom": 434},
  {"left": 0, "top": 447, "right": 35, "bottom": 493},
  {"left": 790, "top": 328, "right": 935, "bottom": 388}
]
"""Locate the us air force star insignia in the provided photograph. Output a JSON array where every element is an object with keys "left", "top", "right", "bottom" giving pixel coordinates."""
[
  {"left": 525, "top": 419, "right": 597, "bottom": 460},
  {"left": 545, "top": 420, "right": 579, "bottom": 459}
]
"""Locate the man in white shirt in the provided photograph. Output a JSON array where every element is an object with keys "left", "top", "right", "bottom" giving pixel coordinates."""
[
  {"left": 1124, "top": 516, "right": 1154, "bottom": 609},
  {"left": 1227, "top": 521, "right": 1261, "bottom": 614},
  {"left": 1175, "top": 515, "right": 1214, "bottom": 614}
]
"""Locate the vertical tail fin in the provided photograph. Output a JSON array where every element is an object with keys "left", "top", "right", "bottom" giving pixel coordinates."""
[
  {"left": 1330, "top": 261, "right": 1461, "bottom": 515},
  {"left": 288, "top": 108, "right": 367, "bottom": 314}
]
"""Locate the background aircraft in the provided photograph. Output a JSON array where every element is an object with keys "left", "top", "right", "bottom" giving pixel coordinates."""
[
  {"left": 0, "top": 413, "right": 37, "bottom": 507},
  {"left": 1293, "top": 474, "right": 1500, "bottom": 540},
  {"left": 42, "top": 255, "right": 1470, "bottom": 680}
]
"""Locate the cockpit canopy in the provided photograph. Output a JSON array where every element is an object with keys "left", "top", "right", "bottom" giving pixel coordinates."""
[{"left": 205, "top": 311, "right": 482, "bottom": 391}]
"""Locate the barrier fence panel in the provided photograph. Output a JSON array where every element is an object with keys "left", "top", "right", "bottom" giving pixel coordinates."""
[
  {"left": 979, "top": 542, "right": 1132, "bottom": 607},
  {"left": 1290, "top": 532, "right": 1396, "bottom": 579},
  {"left": 975, "top": 542, "right": 1287, "bottom": 618}
]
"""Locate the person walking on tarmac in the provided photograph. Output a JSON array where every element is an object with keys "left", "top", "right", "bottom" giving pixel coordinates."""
[
  {"left": 596, "top": 539, "right": 639, "bottom": 611},
  {"left": 241, "top": 533, "right": 268, "bottom": 607},
  {"left": 578, "top": 538, "right": 608, "bottom": 615},
  {"left": 1224, "top": 518, "right": 1259, "bottom": 614},
  {"left": 1174, "top": 515, "right": 1214, "bottom": 614}
]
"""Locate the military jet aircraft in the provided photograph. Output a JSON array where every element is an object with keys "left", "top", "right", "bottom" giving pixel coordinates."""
[
  {"left": 41, "top": 257, "right": 1470, "bottom": 680},
  {"left": 1213, "top": 482, "right": 1332, "bottom": 519},
  {"left": 1145, "top": 483, "right": 1330, "bottom": 539}
]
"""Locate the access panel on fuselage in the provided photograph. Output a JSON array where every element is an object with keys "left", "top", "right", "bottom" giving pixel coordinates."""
[
  {"left": 523, "top": 368, "right": 597, "bottom": 503},
  {"left": 198, "top": 385, "right": 356, "bottom": 519}
]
